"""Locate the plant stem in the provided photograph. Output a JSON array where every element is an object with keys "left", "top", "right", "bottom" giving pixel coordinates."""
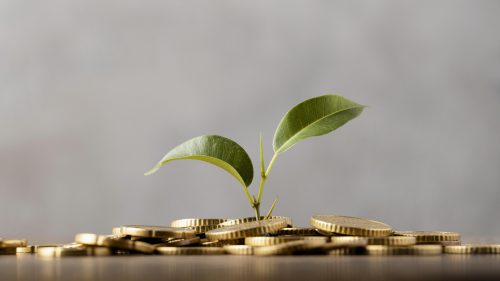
[{"left": 257, "top": 153, "right": 278, "bottom": 203}]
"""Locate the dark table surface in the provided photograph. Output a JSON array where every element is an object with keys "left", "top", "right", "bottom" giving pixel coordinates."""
[{"left": 1, "top": 254, "right": 500, "bottom": 281}]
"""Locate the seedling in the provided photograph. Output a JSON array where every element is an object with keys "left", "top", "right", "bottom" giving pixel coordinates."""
[{"left": 145, "top": 95, "right": 365, "bottom": 220}]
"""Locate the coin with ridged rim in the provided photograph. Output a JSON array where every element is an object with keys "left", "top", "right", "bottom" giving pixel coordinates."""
[
  {"left": 330, "top": 236, "right": 369, "bottom": 244},
  {"left": 394, "top": 231, "right": 460, "bottom": 242},
  {"left": 120, "top": 225, "right": 196, "bottom": 239},
  {"left": 156, "top": 246, "right": 225, "bottom": 255},
  {"left": 444, "top": 244, "right": 500, "bottom": 254},
  {"left": 245, "top": 236, "right": 329, "bottom": 246},
  {"left": 367, "top": 245, "right": 442, "bottom": 255},
  {"left": 170, "top": 218, "right": 227, "bottom": 228},
  {"left": 365, "top": 236, "right": 416, "bottom": 246},
  {"left": 223, "top": 245, "right": 254, "bottom": 255},
  {"left": 102, "top": 237, "right": 155, "bottom": 254},
  {"left": 155, "top": 237, "right": 201, "bottom": 247},
  {"left": 201, "top": 238, "right": 244, "bottom": 247},
  {"left": 311, "top": 215, "right": 393, "bottom": 237},
  {"left": 253, "top": 240, "right": 326, "bottom": 256},
  {"left": 218, "top": 216, "right": 292, "bottom": 227},
  {"left": 185, "top": 225, "right": 220, "bottom": 234},
  {"left": 276, "top": 228, "right": 321, "bottom": 236},
  {"left": 206, "top": 218, "right": 288, "bottom": 241}
]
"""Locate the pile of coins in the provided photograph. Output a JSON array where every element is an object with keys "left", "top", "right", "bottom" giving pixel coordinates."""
[{"left": 2, "top": 215, "right": 500, "bottom": 256}]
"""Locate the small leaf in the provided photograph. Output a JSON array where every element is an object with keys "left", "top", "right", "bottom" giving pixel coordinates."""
[
  {"left": 145, "top": 135, "right": 254, "bottom": 187},
  {"left": 273, "top": 95, "right": 365, "bottom": 154}
]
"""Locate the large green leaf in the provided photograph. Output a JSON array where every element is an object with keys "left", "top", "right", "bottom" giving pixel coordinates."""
[
  {"left": 145, "top": 135, "right": 254, "bottom": 187},
  {"left": 273, "top": 95, "right": 365, "bottom": 154}
]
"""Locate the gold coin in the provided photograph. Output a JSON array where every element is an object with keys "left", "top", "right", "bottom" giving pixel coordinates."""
[
  {"left": 0, "top": 239, "right": 28, "bottom": 248},
  {"left": 75, "top": 233, "right": 108, "bottom": 246},
  {"left": 310, "top": 215, "right": 393, "bottom": 237},
  {"left": 420, "top": 240, "right": 461, "bottom": 246},
  {"left": 185, "top": 225, "right": 220, "bottom": 234},
  {"left": 366, "top": 245, "right": 409, "bottom": 255},
  {"left": 245, "top": 236, "right": 328, "bottom": 246},
  {"left": 129, "top": 237, "right": 173, "bottom": 244},
  {"left": 37, "top": 246, "right": 87, "bottom": 257},
  {"left": 223, "top": 245, "right": 254, "bottom": 255},
  {"left": 16, "top": 246, "right": 36, "bottom": 254},
  {"left": 206, "top": 218, "right": 288, "bottom": 241},
  {"left": 170, "top": 218, "right": 227, "bottom": 228},
  {"left": 102, "top": 237, "right": 155, "bottom": 254},
  {"left": 84, "top": 247, "right": 112, "bottom": 256},
  {"left": 330, "top": 236, "right": 369, "bottom": 245},
  {"left": 367, "top": 245, "right": 442, "bottom": 255},
  {"left": 253, "top": 240, "right": 326, "bottom": 256},
  {"left": 366, "top": 236, "right": 416, "bottom": 246},
  {"left": 444, "top": 244, "right": 500, "bottom": 254},
  {"left": 394, "top": 231, "right": 460, "bottom": 242},
  {"left": 410, "top": 245, "right": 443, "bottom": 255},
  {"left": 120, "top": 225, "right": 196, "bottom": 239},
  {"left": 156, "top": 246, "right": 225, "bottom": 255},
  {"left": 156, "top": 237, "right": 201, "bottom": 247},
  {"left": 200, "top": 238, "right": 244, "bottom": 247},
  {"left": 276, "top": 228, "right": 321, "bottom": 236},
  {"left": 218, "top": 216, "right": 293, "bottom": 227}
]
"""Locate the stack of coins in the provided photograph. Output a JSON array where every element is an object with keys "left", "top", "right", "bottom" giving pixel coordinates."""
[{"left": 3, "top": 214, "right": 499, "bottom": 256}]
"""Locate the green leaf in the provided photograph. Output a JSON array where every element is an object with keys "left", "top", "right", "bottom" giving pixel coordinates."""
[
  {"left": 145, "top": 135, "right": 254, "bottom": 187},
  {"left": 273, "top": 94, "right": 365, "bottom": 154}
]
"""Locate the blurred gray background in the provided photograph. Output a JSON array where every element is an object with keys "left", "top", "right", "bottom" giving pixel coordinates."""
[{"left": 1, "top": 0, "right": 499, "bottom": 243}]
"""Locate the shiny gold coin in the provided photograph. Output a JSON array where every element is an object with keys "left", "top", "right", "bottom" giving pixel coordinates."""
[
  {"left": 37, "top": 246, "right": 87, "bottom": 257},
  {"left": 275, "top": 227, "right": 320, "bottom": 236},
  {"left": 253, "top": 240, "right": 326, "bottom": 256},
  {"left": 120, "top": 225, "right": 196, "bottom": 239},
  {"left": 156, "top": 246, "right": 225, "bottom": 255},
  {"left": 206, "top": 218, "right": 288, "bottom": 241},
  {"left": 200, "top": 238, "right": 244, "bottom": 247},
  {"left": 322, "top": 239, "right": 368, "bottom": 252},
  {"left": 310, "top": 215, "right": 393, "bottom": 237},
  {"left": 223, "top": 245, "right": 254, "bottom": 255},
  {"left": 16, "top": 246, "right": 36, "bottom": 254},
  {"left": 421, "top": 240, "right": 461, "bottom": 246},
  {"left": 129, "top": 237, "right": 173, "bottom": 244},
  {"left": 366, "top": 236, "right": 416, "bottom": 246},
  {"left": 156, "top": 237, "right": 201, "bottom": 247},
  {"left": 366, "top": 245, "right": 409, "bottom": 255},
  {"left": 330, "top": 236, "right": 369, "bottom": 244},
  {"left": 0, "top": 239, "right": 28, "bottom": 248},
  {"left": 394, "top": 231, "right": 460, "bottom": 243},
  {"left": 367, "top": 245, "right": 442, "bottom": 255},
  {"left": 218, "top": 216, "right": 293, "bottom": 227},
  {"left": 245, "top": 236, "right": 329, "bottom": 246},
  {"left": 102, "top": 237, "right": 155, "bottom": 254},
  {"left": 444, "top": 244, "right": 500, "bottom": 254},
  {"left": 84, "top": 247, "right": 112, "bottom": 256},
  {"left": 410, "top": 245, "right": 443, "bottom": 255},
  {"left": 75, "top": 233, "right": 108, "bottom": 246},
  {"left": 170, "top": 218, "right": 227, "bottom": 228},
  {"left": 185, "top": 225, "right": 220, "bottom": 234}
]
